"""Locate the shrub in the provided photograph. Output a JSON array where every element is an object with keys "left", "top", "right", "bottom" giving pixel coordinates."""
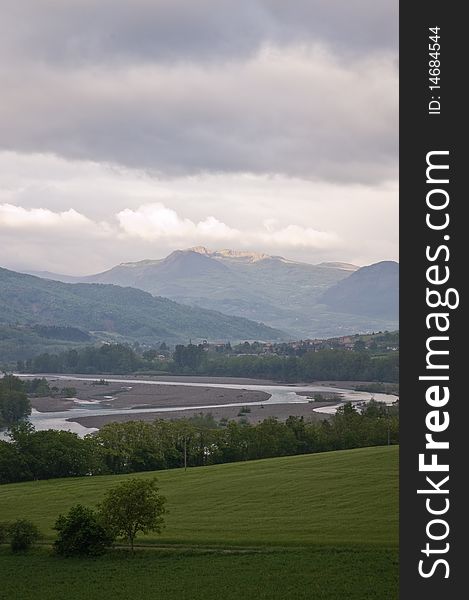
[
  {"left": 54, "top": 504, "right": 114, "bottom": 557},
  {"left": 8, "top": 519, "right": 41, "bottom": 553},
  {"left": 0, "top": 522, "right": 9, "bottom": 544},
  {"left": 60, "top": 387, "right": 77, "bottom": 398}
]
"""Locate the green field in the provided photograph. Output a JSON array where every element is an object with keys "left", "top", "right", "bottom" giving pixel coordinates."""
[{"left": 0, "top": 446, "right": 398, "bottom": 599}]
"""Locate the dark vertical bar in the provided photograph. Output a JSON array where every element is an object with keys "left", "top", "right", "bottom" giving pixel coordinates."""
[{"left": 400, "top": 2, "right": 465, "bottom": 596}]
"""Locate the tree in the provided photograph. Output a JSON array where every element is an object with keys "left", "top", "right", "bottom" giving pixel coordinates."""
[
  {"left": 54, "top": 504, "right": 114, "bottom": 557},
  {"left": 8, "top": 519, "right": 41, "bottom": 553},
  {"left": 23, "top": 378, "right": 51, "bottom": 397},
  {"left": 99, "top": 478, "right": 166, "bottom": 551},
  {"left": 173, "top": 343, "right": 205, "bottom": 371},
  {"left": 94, "top": 421, "right": 167, "bottom": 473},
  {"left": 0, "top": 375, "right": 31, "bottom": 428},
  {"left": 0, "top": 440, "right": 31, "bottom": 483}
]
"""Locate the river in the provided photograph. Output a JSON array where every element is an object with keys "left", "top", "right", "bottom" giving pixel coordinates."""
[{"left": 14, "top": 375, "right": 398, "bottom": 437}]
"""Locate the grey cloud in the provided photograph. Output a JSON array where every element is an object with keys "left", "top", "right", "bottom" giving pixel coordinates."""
[
  {"left": 0, "top": 48, "right": 397, "bottom": 183},
  {"left": 2, "top": 1, "right": 397, "bottom": 66},
  {"left": 0, "top": 2, "right": 398, "bottom": 273}
]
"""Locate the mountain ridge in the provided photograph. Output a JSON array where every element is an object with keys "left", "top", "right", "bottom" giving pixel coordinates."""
[
  {"left": 27, "top": 247, "right": 359, "bottom": 277},
  {"left": 16, "top": 248, "right": 398, "bottom": 339},
  {"left": 0, "top": 267, "right": 286, "bottom": 355}
]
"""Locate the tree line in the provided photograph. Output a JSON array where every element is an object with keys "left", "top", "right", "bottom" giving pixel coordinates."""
[
  {"left": 17, "top": 342, "right": 399, "bottom": 382},
  {"left": 0, "top": 402, "right": 398, "bottom": 485}
]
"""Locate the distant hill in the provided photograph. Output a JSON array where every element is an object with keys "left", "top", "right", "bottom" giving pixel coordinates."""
[
  {"left": 0, "top": 267, "right": 285, "bottom": 360},
  {"left": 0, "top": 324, "right": 93, "bottom": 363},
  {"left": 24, "top": 270, "right": 82, "bottom": 284},
  {"left": 21, "top": 248, "right": 399, "bottom": 338},
  {"left": 37, "top": 248, "right": 367, "bottom": 337},
  {"left": 319, "top": 261, "right": 399, "bottom": 320}
]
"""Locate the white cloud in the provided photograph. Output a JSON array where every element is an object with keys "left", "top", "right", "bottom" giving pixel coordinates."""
[
  {"left": 0, "top": 198, "right": 341, "bottom": 269},
  {"left": 259, "top": 224, "right": 339, "bottom": 248},
  {"left": 116, "top": 204, "right": 240, "bottom": 241},
  {"left": 0, "top": 152, "right": 397, "bottom": 274},
  {"left": 0, "top": 204, "right": 91, "bottom": 229},
  {"left": 116, "top": 202, "right": 338, "bottom": 249},
  {"left": 195, "top": 216, "right": 239, "bottom": 240}
]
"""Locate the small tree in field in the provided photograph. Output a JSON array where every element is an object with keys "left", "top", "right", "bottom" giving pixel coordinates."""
[
  {"left": 54, "top": 504, "right": 114, "bottom": 557},
  {"left": 99, "top": 478, "right": 166, "bottom": 551}
]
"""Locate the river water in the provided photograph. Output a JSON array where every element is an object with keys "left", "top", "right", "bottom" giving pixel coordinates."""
[{"left": 14, "top": 375, "right": 398, "bottom": 437}]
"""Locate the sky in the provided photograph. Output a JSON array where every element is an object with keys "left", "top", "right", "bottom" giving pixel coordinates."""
[{"left": 0, "top": 1, "right": 398, "bottom": 275}]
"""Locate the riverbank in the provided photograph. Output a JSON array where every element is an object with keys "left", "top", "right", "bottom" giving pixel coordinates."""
[
  {"left": 29, "top": 377, "right": 271, "bottom": 413},
  {"left": 26, "top": 375, "right": 335, "bottom": 428},
  {"left": 70, "top": 402, "right": 331, "bottom": 428},
  {"left": 19, "top": 374, "right": 397, "bottom": 434}
]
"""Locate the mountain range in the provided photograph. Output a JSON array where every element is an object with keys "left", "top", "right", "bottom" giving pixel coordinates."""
[{"left": 24, "top": 247, "right": 399, "bottom": 339}]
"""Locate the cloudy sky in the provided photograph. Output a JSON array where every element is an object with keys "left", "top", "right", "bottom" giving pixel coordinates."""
[{"left": 0, "top": 1, "right": 398, "bottom": 275}]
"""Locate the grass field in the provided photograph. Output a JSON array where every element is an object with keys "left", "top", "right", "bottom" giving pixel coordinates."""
[
  {"left": 0, "top": 546, "right": 398, "bottom": 600},
  {"left": 0, "top": 446, "right": 399, "bottom": 599},
  {"left": 0, "top": 446, "right": 398, "bottom": 546}
]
